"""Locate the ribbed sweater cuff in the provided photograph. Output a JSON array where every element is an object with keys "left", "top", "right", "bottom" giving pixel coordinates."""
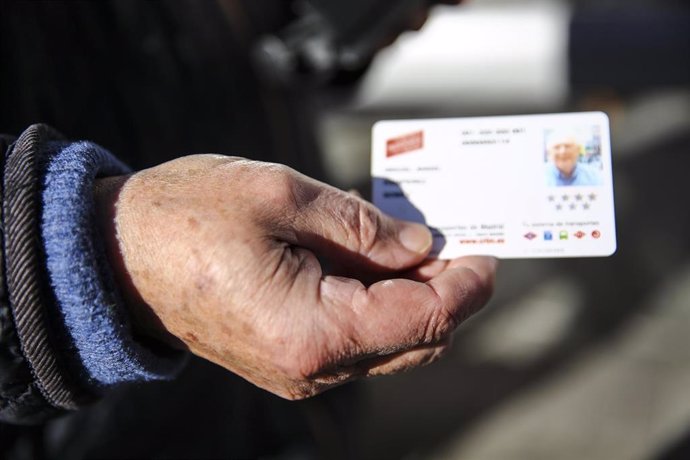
[{"left": 40, "top": 141, "right": 186, "bottom": 390}]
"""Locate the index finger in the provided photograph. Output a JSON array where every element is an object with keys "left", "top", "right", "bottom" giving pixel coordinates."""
[{"left": 402, "top": 256, "right": 499, "bottom": 283}]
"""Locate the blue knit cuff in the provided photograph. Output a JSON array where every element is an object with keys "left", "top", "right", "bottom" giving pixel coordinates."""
[{"left": 40, "top": 141, "right": 186, "bottom": 390}]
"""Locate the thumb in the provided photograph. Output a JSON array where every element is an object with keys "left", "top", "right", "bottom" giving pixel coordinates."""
[{"left": 285, "top": 181, "right": 432, "bottom": 272}]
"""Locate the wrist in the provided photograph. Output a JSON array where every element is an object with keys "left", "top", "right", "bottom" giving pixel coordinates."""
[{"left": 93, "top": 175, "right": 185, "bottom": 350}]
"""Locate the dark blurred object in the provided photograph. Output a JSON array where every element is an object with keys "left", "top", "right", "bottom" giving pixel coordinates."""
[
  {"left": 0, "top": 0, "right": 325, "bottom": 178},
  {"left": 570, "top": 8, "right": 690, "bottom": 90},
  {"left": 656, "top": 431, "right": 690, "bottom": 460},
  {"left": 253, "top": 0, "right": 453, "bottom": 85}
]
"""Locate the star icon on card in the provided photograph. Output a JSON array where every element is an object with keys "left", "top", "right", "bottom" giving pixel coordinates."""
[
  {"left": 556, "top": 204, "right": 562, "bottom": 211},
  {"left": 575, "top": 194, "right": 583, "bottom": 201},
  {"left": 589, "top": 193, "right": 597, "bottom": 201},
  {"left": 583, "top": 203, "right": 590, "bottom": 210},
  {"left": 562, "top": 194, "right": 569, "bottom": 202},
  {"left": 547, "top": 195, "right": 555, "bottom": 202},
  {"left": 569, "top": 203, "right": 577, "bottom": 210}
]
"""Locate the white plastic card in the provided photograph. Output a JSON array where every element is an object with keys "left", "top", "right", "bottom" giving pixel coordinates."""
[{"left": 371, "top": 112, "right": 617, "bottom": 259}]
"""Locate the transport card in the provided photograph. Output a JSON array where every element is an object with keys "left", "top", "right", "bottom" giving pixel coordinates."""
[{"left": 371, "top": 112, "right": 616, "bottom": 259}]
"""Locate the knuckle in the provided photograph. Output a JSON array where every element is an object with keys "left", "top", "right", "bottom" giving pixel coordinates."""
[
  {"left": 267, "top": 166, "right": 299, "bottom": 207},
  {"left": 249, "top": 163, "right": 300, "bottom": 212},
  {"left": 357, "top": 204, "right": 383, "bottom": 254},
  {"left": 222, "top": 160, "right": 300, "bottom": 211},
  {"left": 334, "top": 197, "right": 382, "bottom": 255},
  {"left": 425, "top": 307, "right": 457, "bottom": 343},
  {"left": 421, "top": 288, "right": 458, "bottom": 343},
  {"left": 424, "top": 266, "right": 495, "bottom": 342}
]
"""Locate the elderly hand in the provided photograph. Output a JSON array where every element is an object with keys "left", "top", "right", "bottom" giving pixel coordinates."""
[{"left": 95, "top": 155, "right": 496, "bottom": 400}]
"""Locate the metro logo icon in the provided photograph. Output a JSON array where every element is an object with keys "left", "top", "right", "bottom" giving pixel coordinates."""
[{"left": 386, "top": 130, "right": 424, "bottom": 158}]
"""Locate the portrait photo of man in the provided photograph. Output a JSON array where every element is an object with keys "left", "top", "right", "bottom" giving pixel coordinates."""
[{"left": 545, "top": 128, "right": 603, "bottom": 187}]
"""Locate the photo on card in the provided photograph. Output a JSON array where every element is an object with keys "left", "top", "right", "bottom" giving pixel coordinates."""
[{"left": 543, "top": 126, "right": 604, "bottom": 187}]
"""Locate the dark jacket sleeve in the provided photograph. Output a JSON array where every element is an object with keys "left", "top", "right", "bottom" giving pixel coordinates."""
[
  {"left": 0, "top": 125, "right": 89, "bottom": 424},
  {"left": 1, "top": 125, "right": 186, "bottom": 425}
]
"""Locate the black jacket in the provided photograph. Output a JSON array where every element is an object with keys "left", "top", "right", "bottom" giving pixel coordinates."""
[{"left": 0, "top": 125, "right": 88, "bottom": 425}]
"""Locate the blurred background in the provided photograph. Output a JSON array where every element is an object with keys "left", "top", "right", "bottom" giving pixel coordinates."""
[
  {"left": 308, "top": 0, "right": 690, "bottom": 459},
  {"left": 1, "top": 0, "right": 688, "bottom": 459}
]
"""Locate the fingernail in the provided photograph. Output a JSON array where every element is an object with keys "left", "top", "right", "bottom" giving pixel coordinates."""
[
  {"left": 455, "top": 256, "right": 499, "bottom": 282},
  {"left": 484, "top": 256, "right": 499, "bottom": 271},
  {"left": 398, "top": 222, "right": 433, "bottom": 254}
]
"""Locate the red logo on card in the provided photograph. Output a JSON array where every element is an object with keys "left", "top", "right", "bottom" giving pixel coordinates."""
[
  {"left": 574, "top": 231, "right": 586, "bottom": 239},
  {"left": 386, "top": 131, "right": 424, "bottom": 158},
  {"left": 592, "top": 230, "right": 601, "bottom": 239}
]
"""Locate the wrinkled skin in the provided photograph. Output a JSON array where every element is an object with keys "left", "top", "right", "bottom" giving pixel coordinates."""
[{"left": 94, "top": 155, "right": 497, "bottom": 400}]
